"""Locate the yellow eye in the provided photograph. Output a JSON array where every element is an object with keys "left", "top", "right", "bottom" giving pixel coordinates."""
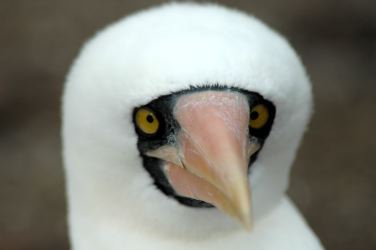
[
  {"left": 249, "top": 104, "right": 269, "bottom": 129},
  {"left": 135, "top": 108, "right": 160, "bottom": 135}
]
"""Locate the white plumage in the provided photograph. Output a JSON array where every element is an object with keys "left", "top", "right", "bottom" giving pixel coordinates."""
[{"left": 62, "top": 3, "right": 323, "bottom": 250}]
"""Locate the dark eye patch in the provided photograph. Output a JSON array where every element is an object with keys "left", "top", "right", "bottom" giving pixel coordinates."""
[{"left": 131, "top": 84, "right": 276, "bottom": 208}]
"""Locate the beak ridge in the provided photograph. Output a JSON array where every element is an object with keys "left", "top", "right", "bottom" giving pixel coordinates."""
[{"left": 147, "top": 91, "right": 259, "bottom": 229}]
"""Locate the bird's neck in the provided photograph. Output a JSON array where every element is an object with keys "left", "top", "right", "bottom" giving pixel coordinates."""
[{"left": 66, "top": 194, "right": 323, "bottom": 250}]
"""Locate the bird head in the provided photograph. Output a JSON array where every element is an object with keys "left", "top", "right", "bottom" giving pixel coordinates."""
[{"left": 63, "top": 3, "right": 312, "bottom": 240}]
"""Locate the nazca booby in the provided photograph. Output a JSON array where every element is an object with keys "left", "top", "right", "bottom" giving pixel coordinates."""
[{"left": 62, "top": 3, "right": 324, "bottom": 250}]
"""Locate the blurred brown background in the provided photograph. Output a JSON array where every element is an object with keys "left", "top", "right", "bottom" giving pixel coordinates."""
[{"left": 0, "top": 0, "right": 375, "bottom": 249}]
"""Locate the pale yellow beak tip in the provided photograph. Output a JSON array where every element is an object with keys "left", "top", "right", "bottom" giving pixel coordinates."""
[
  {"left": 236, "top": 208, "right": 253, "bottom": 231},
  {"left": 242, "top": 216, "right": 253, "bottom": 231}
]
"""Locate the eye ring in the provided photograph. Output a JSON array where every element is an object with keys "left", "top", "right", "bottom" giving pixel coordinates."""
[
  {"left": 135, "top": 108, "right": 160, "bottom": 135},
  {"left": 249, "top": 104, "right": 269, "bottom": 129}
]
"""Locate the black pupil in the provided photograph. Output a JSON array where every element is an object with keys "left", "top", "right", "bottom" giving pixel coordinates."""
[
  {"left": 146, "top": 114, "right": 154, "bottom": 123},
  {"left": 250, "top": 111, "right": 259, "bottom": 120}
]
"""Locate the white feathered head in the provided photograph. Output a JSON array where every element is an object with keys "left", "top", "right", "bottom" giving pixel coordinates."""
[{"left": 63, "top": 2, "right": 312, "bottom": 240}]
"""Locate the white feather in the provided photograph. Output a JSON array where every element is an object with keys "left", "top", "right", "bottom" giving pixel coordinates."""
[{"left": 62, "top": 2, "right": 322, "bottom": 249}]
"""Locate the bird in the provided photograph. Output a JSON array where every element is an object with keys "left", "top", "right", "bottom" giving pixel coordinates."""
[{"left": 62, "top": 2, "right": 324, "bottom": 250}]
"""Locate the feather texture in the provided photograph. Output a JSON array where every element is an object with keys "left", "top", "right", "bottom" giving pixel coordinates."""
[{"left": 62, "top": 2, "right": 322, "bottom": 249}]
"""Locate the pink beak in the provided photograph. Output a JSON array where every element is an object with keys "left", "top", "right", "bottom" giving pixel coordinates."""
[{"left": 146, "top": 91, "right": 260, "bottom": 228}]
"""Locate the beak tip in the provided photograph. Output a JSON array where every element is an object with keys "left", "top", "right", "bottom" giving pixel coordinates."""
[{"left": 238, "top": 211, "right": 253, "bottom": 231}]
